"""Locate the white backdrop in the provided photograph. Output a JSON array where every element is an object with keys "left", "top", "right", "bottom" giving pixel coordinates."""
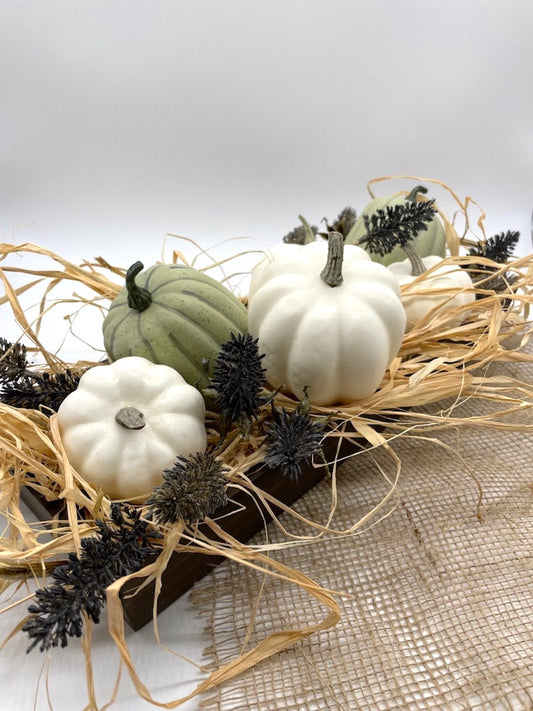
[
  {"left": 2, "top": 0, "right": 532, "bottom": 266},
  {"left": 1, "top": 2, "right": 532, "bottom": 710}
]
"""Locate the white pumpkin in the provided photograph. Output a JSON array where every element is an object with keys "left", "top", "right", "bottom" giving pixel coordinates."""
[
  {"left": 247, "top": 233, "right": 406, "bottom": 406},
  {"left": 388, "top": 255, "right": 475, "bottom": 331},
  {"left": 57, "top": 356, "right": 207, "bottom": 500}
]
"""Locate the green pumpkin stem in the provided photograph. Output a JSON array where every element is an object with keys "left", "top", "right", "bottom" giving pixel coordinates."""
[
  {"left": 402, "top": 242, "right": 426, "bottom": 276},
  {"left": 115, "top": 406, "right": 146, "bottom": 430},
  {"left": 126, "top": 262, "right": 152, "bottom": 312},
  {"left": 298, "top": 214, "right": 319, "bottom": 244},
  {"left": 320, "top": 232, "right": 344, "bottom": 287},
  {"left": 406, "top": 185, "right": 428, "bottom": 202}
]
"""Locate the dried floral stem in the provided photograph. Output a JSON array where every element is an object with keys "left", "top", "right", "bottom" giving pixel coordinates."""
[{"left": 402, "top": 242, "right": 426, "bottom": 276}]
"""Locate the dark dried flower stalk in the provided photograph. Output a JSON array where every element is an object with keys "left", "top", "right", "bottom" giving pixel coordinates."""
[
  {"left": 211, "top": 332, "right": 267, "bottom": 431},
  {"left": 263, "top": 392, "right": 327, "bottom": 480},
  {"left": 0, "top": 337, "right": 29, "bottom": 384},
  {"left": 1, "top": 369, "right": 81, "bottom": 412},
  {"left": 0, "top": 337, "right": 81, "bottom": 413},
  {"left": 22, "top": 504, "right": 157, "bottom": 652},
  {"left": 146, "top": 451, "right": 229, "bottom": 526},
  {"left": 283, "top": 222, "right": 318, "bottom": 245},
  {"left": 468, "top": 230, "right": 520, "bottom": 264},
  {"left": 320, "top": 206, "right": 357, "bottom": 239},
  {"left": 467, "top": 230, "right": 520, "bottom": 301},
  {"left": 359, "top": 200, "right": 438, "bottom": 256}
]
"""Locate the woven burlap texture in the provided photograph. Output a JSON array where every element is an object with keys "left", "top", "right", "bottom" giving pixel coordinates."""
[{"left": 192, "top": 353, "right": 533, "bottom": 711}]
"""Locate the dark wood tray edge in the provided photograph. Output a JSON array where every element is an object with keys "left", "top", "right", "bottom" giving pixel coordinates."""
[{"left": 19, "top": 431, "right": 362, "bottom": 630}]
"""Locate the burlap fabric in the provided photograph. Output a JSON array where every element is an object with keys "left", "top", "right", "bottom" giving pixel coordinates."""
[{"left": 192, "top": 349, "right": 533, "bottom": 711}]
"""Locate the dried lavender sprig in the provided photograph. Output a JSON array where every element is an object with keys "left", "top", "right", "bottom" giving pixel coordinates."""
[
  {"left": 283, "top": 222, "right": 318, "bottom": 245},
  {"left": 210, "top": 332, "right": 267, "bottom": 431},
  {"left": 0, "top": 337, "right": 81, "bottom": 413},
  {"left": 466, "top": 230, "right": 521, "bottom": 303},
  {"left": 319, "top": 206, "right": 357, "bottom": 240},
  {"left": 0, "top": 337, "right": 29, "bottom": 385},
  {"left": 1, "top": 369, "right": 81, "bottom": 413},
  {"left": 263, "top": 390, "right": 327, "bottom": 480},
  {"left": 359, "top": 199, "right": 437, "bottom": 256},
  {"left": 22, "top": 504, "right": 157, "bottom": 652},
  {"left": 468, "top": 230, "right": 520, "bottom": 264},
  {"left": 146, "top": 451, "right": 229, "bottom": 526}
]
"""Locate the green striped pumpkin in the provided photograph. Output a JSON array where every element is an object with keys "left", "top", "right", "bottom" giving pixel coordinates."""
[{"left": 103, "top": 261, "right": 248, "bottom": 389}]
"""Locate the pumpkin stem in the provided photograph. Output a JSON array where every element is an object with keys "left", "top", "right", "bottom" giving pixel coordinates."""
[
  {"left": 115, "top": 406, "right": 146, "bottom": 430},
  {"left": 402, "top": 242, "right": 426, "bottom": 276},
  {"left": 406, "top": 185, "right": 428, "bottom": 202},
  {"left": 297, "top": 215, "right": 318, "bottom": 244},
  {"left": 126, "top": 262, "right": 152, "bottom": 312},
  {"left": 320, "top": 232, "right": 344, "bottom": 287}
]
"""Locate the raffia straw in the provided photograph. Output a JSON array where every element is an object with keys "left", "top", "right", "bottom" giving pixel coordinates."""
[
  {"left": 81, "top": 617, "right": 98, "bottom": 711},
  {"left": 106, "top": 541, "right": 340, "bottom": 709},
  {"left": 0, "top": 242, "right": 122, "bottom": 365},
  {"left": 365, "top": 174, "right": 489, "bottom": 252},
  {"left": 1, "top": 177, "right": 533, "bottom": 707},
  {"left": 224, "top": 425, "right": 402, "bottom": 542}
]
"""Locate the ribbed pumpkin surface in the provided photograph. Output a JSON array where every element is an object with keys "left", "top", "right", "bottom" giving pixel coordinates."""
[{"left": 103, "top": 263, "right": 248, "bottom": 389}]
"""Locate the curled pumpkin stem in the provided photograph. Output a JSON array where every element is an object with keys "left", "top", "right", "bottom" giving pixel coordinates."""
[
  {"left": 405, "top": 184, "right": 428, "bottom": 202},
  {"left": 125, "top": 262, "right": 152, "bottom": 312}
]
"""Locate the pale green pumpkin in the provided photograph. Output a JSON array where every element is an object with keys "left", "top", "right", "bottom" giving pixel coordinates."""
[
  {"left": 345, "top": 185, "right": 447, "bottom": 266},
  {"left": 103, "top": 261, "right": 248, "bottom": 389}
]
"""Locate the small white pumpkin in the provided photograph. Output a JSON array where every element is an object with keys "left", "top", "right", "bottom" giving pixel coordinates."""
[
  {"left": 57, "top": 356, "right": 207, "bottom": 500},
  {"left": 248, "top": 233, "right": 406, "bottom": 406},
  {"left": 388, "top": 254, "right": 475, "bottom": 331}
]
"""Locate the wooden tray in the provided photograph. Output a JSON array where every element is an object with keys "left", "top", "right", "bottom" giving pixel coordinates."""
[{"left": 20, "top": 433, "right": 360, "bottom": 630}]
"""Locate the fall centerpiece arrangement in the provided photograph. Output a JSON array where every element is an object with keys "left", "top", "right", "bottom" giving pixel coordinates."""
[{"left": 1, "top": 177, "right": 532, "bottom": 708}]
